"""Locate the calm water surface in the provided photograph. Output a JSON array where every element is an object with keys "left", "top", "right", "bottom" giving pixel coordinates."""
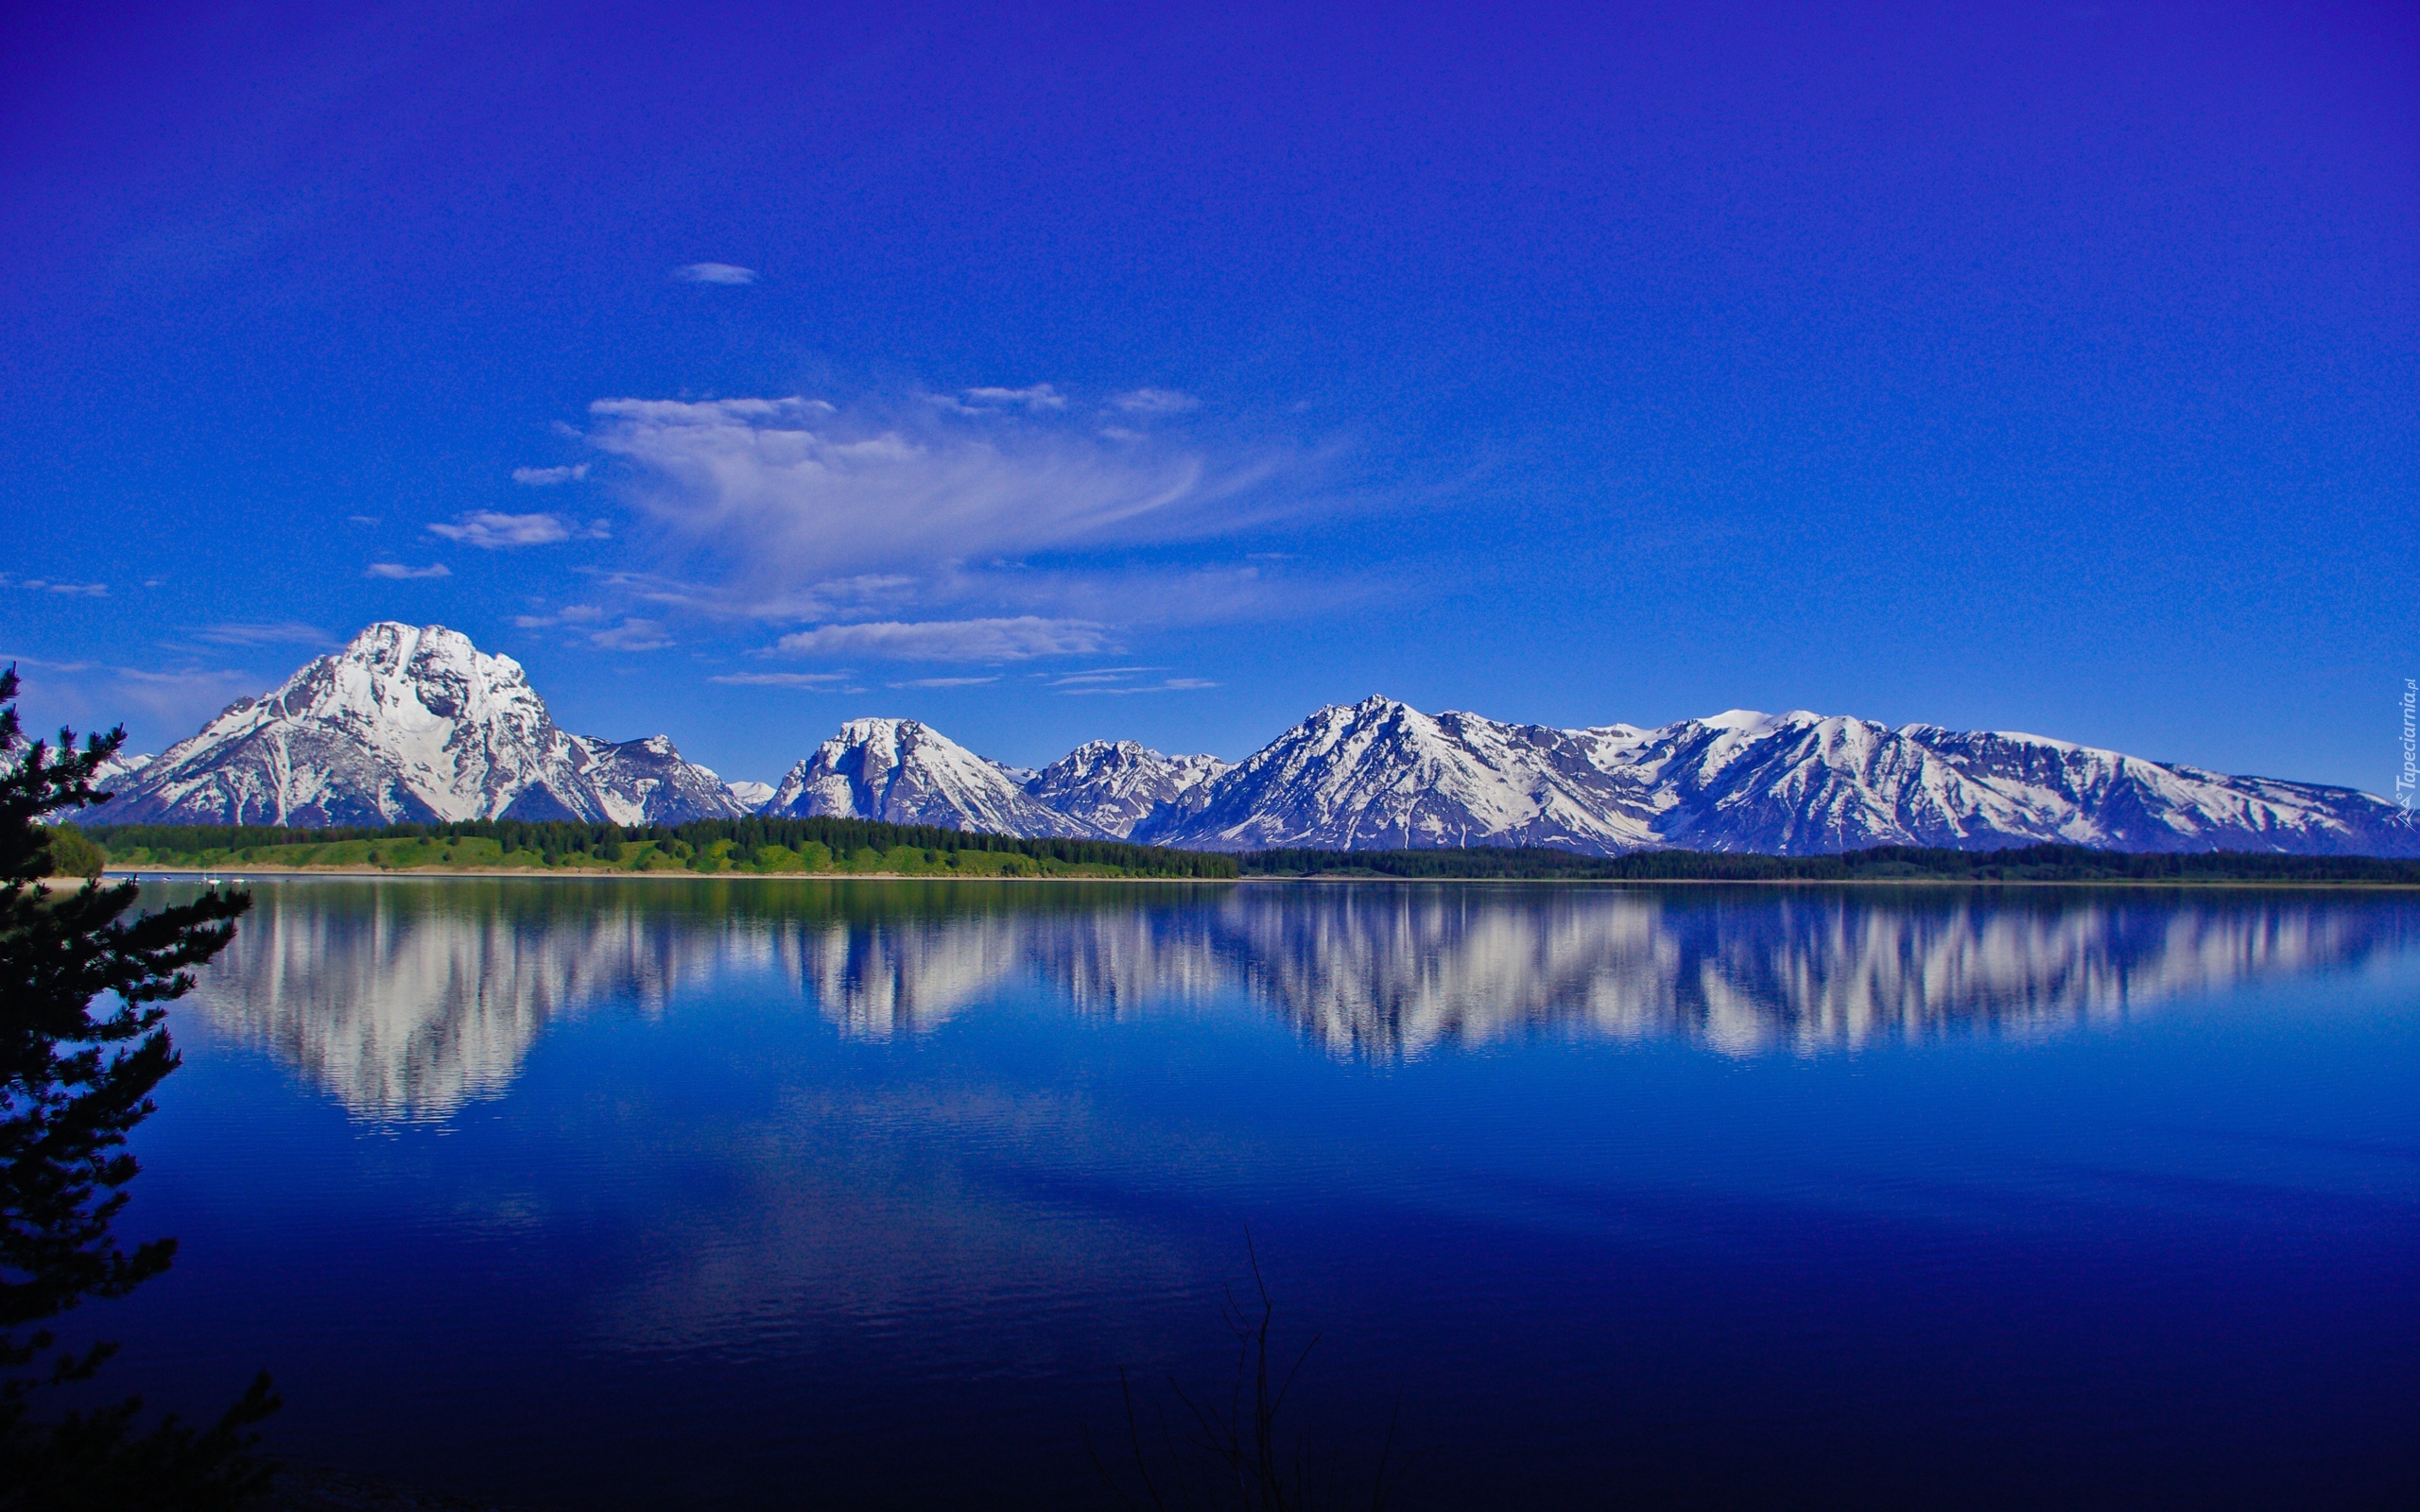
[{"left": 102, "top": 879, "right": 2420, "bottom": 1509}]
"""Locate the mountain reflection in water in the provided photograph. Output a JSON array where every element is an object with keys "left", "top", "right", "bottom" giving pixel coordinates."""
[{"left": 183, "top": 879, "right": 2418, "bottom": 1120}]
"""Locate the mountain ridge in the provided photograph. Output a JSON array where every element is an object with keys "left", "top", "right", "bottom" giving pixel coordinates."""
[{"left": 89, "top": 626, "right": 2420, "bottom": 857}]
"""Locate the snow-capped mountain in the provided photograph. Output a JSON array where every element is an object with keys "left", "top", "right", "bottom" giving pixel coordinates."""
[
  {"left": 1134, "top": 696, "right": 1660, "bottom": 852},
  {"left": 1132, "top": 697, "right": 2416, "bottom": 857},
  {"left": 753, "top": 697, "right": 2412, "bottom": 856},
  {"left": 1564, "top": 711, "right": 2396, "bottom": 855},
  {"left": 1023, "top": 740, "right": 1229, "bottom": 839},
  {"left": 102, "top": 623, "right": 746, "bottom": 827},
  {"left": 83, "top": 619, "right": 2415, "bottom": 856},
  {"left": 761, "top": 717, "right": 1103, "bottom": 837}
]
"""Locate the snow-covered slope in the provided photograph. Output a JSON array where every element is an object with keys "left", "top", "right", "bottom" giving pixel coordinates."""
[
  {"left": 1023, "top": 740, "right": 1229, "bottom": 838},
  {"left": 104, "top": 624, "right": 746, "bottom": 827},
  {"left": 93, "top": 750, "right": 156, "bottom": 792},
  {"left": 762, "top": 717, "right": 1105, "bottom": 837},
  {"left": 577, "top": 733, "right": 749, "bottom": 827},
  {"left": 724, "top": 779, "right": 776, "bottom": 811},
  {"left": 1137, "top": 696, "right": 1663, "bottom": 852}
]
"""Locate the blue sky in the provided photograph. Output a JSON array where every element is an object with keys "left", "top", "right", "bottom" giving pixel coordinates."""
[{"left": 3, "top": 1, "right": 2413, "bottom": 790}]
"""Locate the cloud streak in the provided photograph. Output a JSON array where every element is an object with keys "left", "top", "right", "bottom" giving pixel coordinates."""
[
  {"left": 427, "top": 511, "right": 606, "bottom": 549},
  {"left": 771, "top": 616, "right": 1111, "bottom": 662},
  {"left": 1113, "top": 387, "right": 1199, "bottom": 415},
  {"left": 710, "top": 671, "right": 856, "bottom": 688},
  {"left": 365, "top": 562, "right": 451, "bottom": 579},
  {"left": 4, "top": 576, "right": 108, "bottom": 597},
  {"left": 1057, "top": 678, "right": 1218, "bottom": 696},
  {"left": 511, "top": 605, "right": 610, "bottom": 628},
  {"left": 586, "top": 618, "right": 671, "bottom": 651},
  {"left": 1048, "top": 666, "right": 1219, "bottom": 695},
  {"left": 585, "top": 395, "right": 1272, "bottom": 596},
  {"left": 193, "top": 622, "right": 329, "bottom": 648},
  {"left": 960, "top": 383, "right": 1065, "bottom": 412},
  {"left": 672, "top": 263, "right": 757, "bottom": 284},
  {"left": 512, "top": 464, "right": 589, "bottom": 486}
]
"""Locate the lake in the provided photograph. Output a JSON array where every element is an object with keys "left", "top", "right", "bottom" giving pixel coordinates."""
[{"left": 99, "top": 878, "right": 2420, "bottom": 1509}]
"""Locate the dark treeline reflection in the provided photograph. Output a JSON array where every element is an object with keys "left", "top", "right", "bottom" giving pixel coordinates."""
[{"left": 175, "top": 879, "right": 2420, "bottom": 1119}]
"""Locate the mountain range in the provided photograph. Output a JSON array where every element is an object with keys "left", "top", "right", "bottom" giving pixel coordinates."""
[{"left": 87, "top": 622, "right": 2420, "bottom": 857}]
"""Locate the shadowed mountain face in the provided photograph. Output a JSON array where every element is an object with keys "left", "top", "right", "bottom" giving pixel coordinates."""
[{"left": 182, "top": 880, "right": 2420, "bottom": 1118}]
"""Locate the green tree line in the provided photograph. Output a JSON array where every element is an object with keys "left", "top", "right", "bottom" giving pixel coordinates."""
[
  {"left": 72, "top": 816, "right": 1240, "bottom": 879},
  {"left": 54, "top": 823, "right": 2420, "bottom": 885}
]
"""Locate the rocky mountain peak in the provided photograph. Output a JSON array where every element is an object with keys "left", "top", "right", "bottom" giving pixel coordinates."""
[
  {"left": 99, "top": 624, "right": 743, "bottom": 827},
  {"left": 763, "top": 717, "right": 1101, "bottom": 837},
  {"left": 1027, "top": 739, "right": 1230, "bottom": 839}
]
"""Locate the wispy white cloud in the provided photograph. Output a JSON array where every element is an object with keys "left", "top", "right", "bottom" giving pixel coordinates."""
[
  {"left": 427, "top": 511, "right": 607, "bottom": 549},
  {"left": 346, "top": 514, "right": 381, "bottom": 525},
  {"left": 586, "top": 396, "right": 1263, "bottom": 593},
  {"left": 106, "top": 667, "right": 265, "bottom": 727},
  {"left": 1045, "top": 667, "right": 1164, "bottom": 686},
  {"left": 771, "top": 616, "right": 1111, "bottom": 662},
  {"left": 1046, "top": 665, "right": 1217, "bottom": 696},
  {"left": 889, "top": 675, "right": 999, "bottom": 688},
  {"left": 1113, "top": 387, "right": 1199, "bottom": 415},
  {"left": 512, "top": 464, "right": 590, "bottom": 486},
  {"left": 193, "top": 621, "right": 329, "bottom": 648},
  {"left": 587, "top": 617, "right": 671, "bottom": 651},
  {"left": 579, "top": 567, "right": 919, "bottom": 624},
  {"left": 709, "top": 671, "right": 856, "bottom": 688},
  {"left": 959, "top": 383, "right": 1066, "bottom": 412},
  {"left": 511, "top": 605, "right": 611, "bottom": 629},
  {"left": 1058, "top": 677, "right": 1218, "bottom": 696},
  {"left": 2, "top": 655, "right": 260, "bottom": 748},
  {"left": 3, "top": 575, "right": 108, "bottom": 597},
  {"left": 366, "top": 561, "right": 451, "bottom": 579},
  {"left": 672, "top": 263, "right": 757, "bottom": 284}
]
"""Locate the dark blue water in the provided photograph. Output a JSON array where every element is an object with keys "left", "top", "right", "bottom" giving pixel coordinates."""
[{"left": 95, "top": 880, "right": 2420, "bottom": 1509}]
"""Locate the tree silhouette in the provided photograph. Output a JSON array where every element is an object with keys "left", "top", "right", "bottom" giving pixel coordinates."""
[{"left": 0, "top": 667, "right": 273, "bottom": 1510}]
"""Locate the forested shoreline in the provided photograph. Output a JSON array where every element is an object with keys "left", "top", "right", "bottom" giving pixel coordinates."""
[
  {"left": 75, "top": 816, "right": 1239, "bottom": 880},
  {"left": 54, "top": 823, "right": 2420, "bottom": 885}
]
